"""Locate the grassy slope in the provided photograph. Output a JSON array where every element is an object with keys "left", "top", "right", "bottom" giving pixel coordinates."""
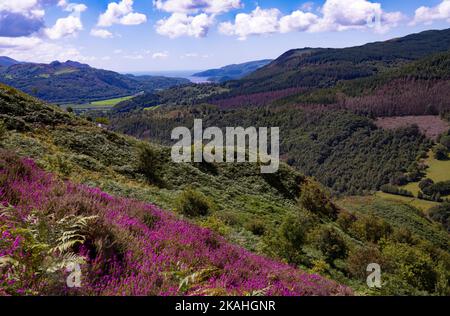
[
  {"left": 90, "top": 96, "right": 134, "bottom": 106},
  {"left": 377, "top": 150, "right": 450, "bottom": 211},
  {"left": 337, "top": 196, "right": 448, "bottom": 249}
]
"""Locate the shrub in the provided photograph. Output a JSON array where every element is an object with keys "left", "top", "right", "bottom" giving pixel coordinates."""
[
  {"left": 308, "top": 226, "right": 348, "bottom": 264},
  {"left": 440, "top": 135, "right": 450, "bottom": 150},
  {"left": 273, "top": 211, "right": 317, "bottom": 265},
  {"left": 418, "top": 178, "right": 434, "bottom": 191},
  {"left": 433, "top": 144, "right": 448, "bottom": 160},
  {"left": 137, "top": 144, "right": 164, "bottom": 184},
  {"left": 0, "top": 120, "right": 6, "bottom": 142},
  {"left": 245, "top": 219, "right": 266, "bottom": 236},
  {"left": 176, "top": 187, "right": 213, "bottom": 217},
  {"left": 66, "top": 106, "right": 74, "bottom": 113},
  {"left": 299, "top": 181, "right": 338, "bottom": 219},
  {"left": 350, "top": 214, "right": 392, "bottom": 243},
  {"left": 429, "top": 203, "right": 450, "bottom": 232},
  {"left": 336, "top": 211, "right": 357, "bottom": 232},
  {"left": 346, "top": 246, "right": 384, "bottom": 279},
  {"left": 382, "top": 242, "right": 437, "bottom": 293}
]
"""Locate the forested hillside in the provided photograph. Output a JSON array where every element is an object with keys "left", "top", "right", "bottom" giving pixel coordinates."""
[
  {"left": 228, "top": 28, "right": 450, "bottom": 94},
  {"left": 110, "top": 105, "right": 431, "bottom": 194},
  {"left": 276, "top": 52, "right": 450, "bottom": 117}
]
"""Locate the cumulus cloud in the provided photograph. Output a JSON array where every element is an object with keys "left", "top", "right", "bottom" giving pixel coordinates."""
[
  {"left": 279, "top": 10, "right": 320, "bottom": 33},
  {"left": 44, "top": 1, "right": 87, "bottom": 40},
  {"left": 90, "top": 28, "right": 113, "bottom": 39},
  {"left": 220, "top": 0, "right": 404, "bottom": 40},
  {"left": 311, "top": 0, "right": 404, "bottom": 33},
  {"left": 97, "top": 0, "right": 147, "bottom": 27},
  {"left": 154, "top": 0, "right": 242, "bottom": 14},
  {"left": 0, "top": 0, "right": 45, "bottom": 19},
  {"left": 412, "top": 0, "right": 450, "bottom": 25},
  {"left": 156, "top": 13, "right": 214, "bottom": 38},
  {"left": 219, "top": 7, "right": 281, "bottom": 40}
]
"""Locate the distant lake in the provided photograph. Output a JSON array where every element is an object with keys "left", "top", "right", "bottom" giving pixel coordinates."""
[{"left": 128, "top": 70, "right": 210, "bottom": 84}]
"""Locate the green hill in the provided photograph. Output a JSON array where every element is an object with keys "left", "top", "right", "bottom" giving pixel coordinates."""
[
  {"left": 229, "top": 28, "right": 450, "bottom": 94},
  {"left": 0, "top": 60, "right": 189, "bottom": 104}
]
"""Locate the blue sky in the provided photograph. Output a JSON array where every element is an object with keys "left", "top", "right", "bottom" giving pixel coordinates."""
[{"left": 0, "top": 0, "right": 449, "bottom": 72}]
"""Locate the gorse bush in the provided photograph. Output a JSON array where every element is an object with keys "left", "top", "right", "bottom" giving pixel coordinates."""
[
  {"left": 176, "top": 187, "right": 214, "bottom": 217},
  {"left": 299, "top": 181, "right": 337, "bottom": 219},
  {"left": 137, "top": 144, "right": 164, "bottom": 185},
  {"left": 308, "top": 226, "right": 348, "bottom": 264}
]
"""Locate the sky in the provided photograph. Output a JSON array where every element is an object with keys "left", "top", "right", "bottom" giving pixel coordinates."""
[{"left": 0, "top": 0, "right": 449, "bottom": 72}]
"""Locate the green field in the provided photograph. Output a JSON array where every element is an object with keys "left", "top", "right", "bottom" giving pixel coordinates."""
[
  {"left": 401, "top": 150, "right": 450, "bottom": 197},
  {"left": 90, "top": 96, "right": 134, "bottom": 106},
  {"left": 375, "top": 191, "right": 439, "bottom": 211},
  {"left": 375, "top": 149, "right": 450, "bottom": 211}
]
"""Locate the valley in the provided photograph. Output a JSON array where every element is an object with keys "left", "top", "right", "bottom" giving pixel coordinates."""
[{"left": 1, "top": 26, "right": 450, "bottom": 298}]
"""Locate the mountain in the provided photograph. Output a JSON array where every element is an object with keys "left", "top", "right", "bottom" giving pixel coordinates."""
[
  {"left": 193, "top": 59, "right": 273, "bottom": 82},
  {"left": 228, "top": 28, "right": 450, "bottom": 94},
  {"left": 0, "top": 56, "right": 21, "bottom": 67},
  {"left": 0, "top": 59, "right": 190, "bottom": 104}
]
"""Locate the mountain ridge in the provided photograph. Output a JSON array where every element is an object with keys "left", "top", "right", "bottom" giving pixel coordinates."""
[{"left": 0, "top": 59, "right": 190, "bottom": 104}]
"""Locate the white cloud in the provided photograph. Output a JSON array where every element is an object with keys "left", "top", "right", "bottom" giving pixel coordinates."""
[
  {"left": 154, "top": 0, "right": 242, "bottom": 14},
  {"left": 0, "top": 36, "right": 43, "bottom": 49},
  {"left": 279, "top": 10, "right": 319, "bottom": 33},
  {"left": 412, "top": 0, "right": 450, "bottom": 25},
  {"left": 90, "top": 28, "right": 113, "bottom": 38},
  {"left": 152, "top": 51, "right": 169, "bottom": 59},
  {"left": 45, "top": 15, "right": 83, "bottom": 39},
  {"left": 219, "top": 7, "right": 281, "bottom": 40},
  {"left": 44, "top": 1, "right": 87, "bottom": 40},
  {"left": 220, "top": 0, "right": 404, "bottom": 40},
  {"left": 156, "top": 13, "right": 214, "bottom": 38},
  {"left": 98, "top": 0, "right": 147, "bottom": 27},
  {"left": 0, "top": 0, "right": 45, "bottom": 19},
  {"left": 311, "top": 0, "right": 403, "bottom": 33}
]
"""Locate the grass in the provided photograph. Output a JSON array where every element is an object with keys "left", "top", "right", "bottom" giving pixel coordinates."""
[
  {"left": 375, "top": 192, "right": 439, "bottom": 211},
  {"left": 337, "top": 196, "right": 449, "bottom": 249},
  {"left": 90, "top": 96, "right": 134, "bottom": 106},
  {"left": 401, "top": 150, "right": 450, "bottom": 197}
]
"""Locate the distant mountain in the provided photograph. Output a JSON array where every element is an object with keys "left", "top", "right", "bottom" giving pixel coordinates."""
[
  {"left": 0, "top": 56, "right": 21, "bottom": 67},
  {"left": 0, "top": 59, "right": 190, "bottom": 104},
  {"left": 229, "top": 28, "right": 450, "bottom": 94},
  {"left": 193, "top": 59, "right": 272, "bottom": 82}
]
